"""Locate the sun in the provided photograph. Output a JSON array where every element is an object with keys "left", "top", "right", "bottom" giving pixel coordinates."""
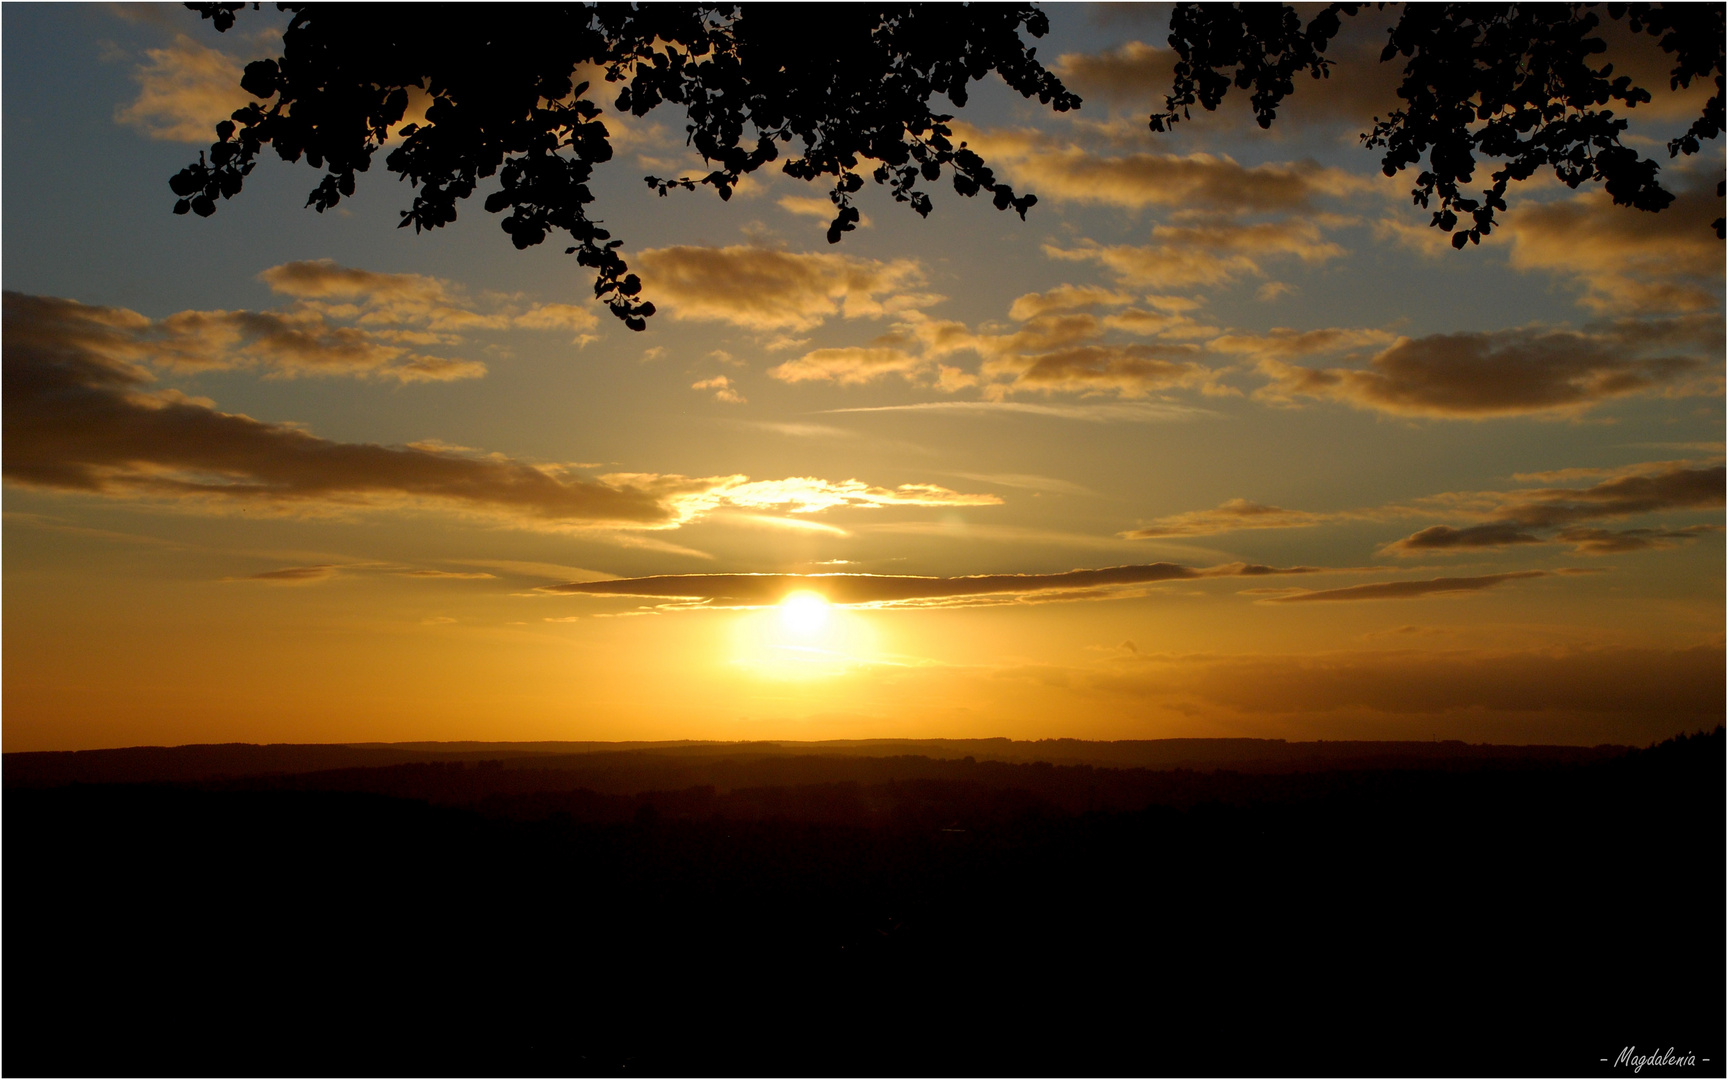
[{"left": 778, "top": 590, "right": 831, "bottom": 634}]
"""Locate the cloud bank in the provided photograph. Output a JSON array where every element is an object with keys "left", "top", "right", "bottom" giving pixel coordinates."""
[{"left": 541, "top": 561, "right": 1324, "bottom": 608}]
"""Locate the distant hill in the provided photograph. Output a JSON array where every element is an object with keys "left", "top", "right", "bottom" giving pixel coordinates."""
[{"left": 2, "top": 735, "right": 1630, "bottom": 789}]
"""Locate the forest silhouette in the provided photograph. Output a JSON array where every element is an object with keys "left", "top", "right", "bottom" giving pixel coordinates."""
[{"left": 6, "top": 730, "right": 1722, "bottom": 1076}]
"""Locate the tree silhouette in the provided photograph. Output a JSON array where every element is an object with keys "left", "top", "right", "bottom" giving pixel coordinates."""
[
  {"left": 172, "top": 3, "right": 1722, "bottom": 329},
  {"left": 1154, "top": 3, "right": 1725, "bottom": 247}
]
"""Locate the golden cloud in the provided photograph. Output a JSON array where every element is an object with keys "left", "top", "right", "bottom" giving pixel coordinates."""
[
  {"left": 962, "top": 125, "right": 1372, "bottom": 213},
  {"left": 114, "top": 34, "right": 249, "bottom": 143},
  {"left": 1007, "top": 285, "right": 1135, "bottom": 321},
  {"left": 691, "top": 375, "right": 746, "bottom": 403},
  {"left": 768, "top": 346, "right": 926, "bottom": 386},
  {"left": 634, "top": 245, "right": 933, "bottom": 331},
  {"left": 1045, "top": 219, "right": 1345, "bottom": 289}
]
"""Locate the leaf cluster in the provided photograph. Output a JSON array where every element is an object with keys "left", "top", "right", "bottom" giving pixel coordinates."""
[
  {"left": 1153, "top": 2, "right": 1725, "bottom": 244},
  {"left": 172, "top": 3, "right": 1079, "bottom": 330}
]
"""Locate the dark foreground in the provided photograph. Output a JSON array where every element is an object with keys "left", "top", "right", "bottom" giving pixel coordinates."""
[{"left": 6, "top": 731, "right": 1723, "bottom": 1077}]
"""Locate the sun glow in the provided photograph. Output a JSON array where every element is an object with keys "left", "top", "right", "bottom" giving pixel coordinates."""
[
  {"left": 779, "top": 590, "right": 831, "bottom": 634},
  {"left": 729, "top": 593, "right": 880, "bottom": 682}
]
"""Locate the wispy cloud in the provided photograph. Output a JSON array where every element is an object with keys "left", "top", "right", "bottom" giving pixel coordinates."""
[
  {"left": 821, "top": 400, "right": 1209, "bottom": 422},
  {"left": 1264, "top": 571, "right": 1552, "bottom": 603}
]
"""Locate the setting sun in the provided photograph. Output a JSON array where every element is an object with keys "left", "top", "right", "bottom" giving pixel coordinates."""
[{"left": 779, "top": 590, "right": 831, "bottom": 634}]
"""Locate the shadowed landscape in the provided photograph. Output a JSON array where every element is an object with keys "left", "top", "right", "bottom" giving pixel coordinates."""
[
  {"left": 5, "top": 2, "right": 1724, "bottom": 1075},
  {"left": 8, "top": 730, "right": 1721, "bottom": 1076}
]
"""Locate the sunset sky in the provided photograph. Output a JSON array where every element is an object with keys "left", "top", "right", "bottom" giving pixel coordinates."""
[{"left": 4, "top": 4, "right": 1722, "bottom": 751}]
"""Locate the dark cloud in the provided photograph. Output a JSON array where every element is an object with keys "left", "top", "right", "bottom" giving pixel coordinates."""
[
  {"left": 1381, "top": 523, "right": 1546, "bottom": 552},
  {"left": 1257, "top": 326, "right": 1708, "bottom": 417},
  {"left": 1552, "top": 524, "right": 1723, "bottom": 554},
  {"left": 1385, "top": 464, "right": 1725, "bottom": 554},
  {"left": 1051, "top": 22, "right": 1404, "bottom": 131},
  {"left": 1498, "top": 465, "right": 1725, "bottom": 528},
  {"left": 541, "top": 561, "right": 1325, "bottom": 608},
  {"left": 3, "top": 288, "right": 486, "bottom": 385},
  {"left": 1267, "top": 571, "right": 1549, "bottom": 603},
  {"left": 1124, "top": 498, "right": 1332, "bottom": 539},
  {"left": 226, "top": 565, "right": 339, "bottom": 583},
  {"left": 2, "top": 293, "right": 675, "bottom": 524}
]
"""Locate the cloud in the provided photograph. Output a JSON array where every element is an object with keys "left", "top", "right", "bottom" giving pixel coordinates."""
[
  {"left": 262, "top": 259, "right": 596, "bottom": 339},
  {"left": 115, "top": 34, "right": 249, "bottom": 142},
  {"left": 662, "top": 476, "right": 1002, "bottom": 519},
  {"left": 691, "top": 375, "right": 746, "bottom": 403},
  {"left": 1380, "top": 523, "right": 1546, "bottom": 552},
  {"left": 540, "top": 561, "right": 1324, "bottom": 608},
  {"left": 822, "top": 401, "right": 1208, "bottom": 422},
  {"left": 1006, "top": 285, "right": 1135, "bottom": 321},
  {"left": 962, "top": 125, "right": 1371, "bottom": 213},
  {"left": 1123, "top": 498, "right": 1334, "bottom": 539},
  {"left": 947, "top": 473, "right": 1097, "bottom": 497},
  {"left": 634, "top": 245, "right": 933, "bottom": 331},
  {"left": 225, "top": 565, "right": 339, "bottom": 584},
  {"left": 1472, "top": 464, "right": 1724, "bottom": 528},
  {"left": 1551, "top": 525, "right": 1723, "bottom": 554},
  {"left": 1266, "top": 571, "right": 1551, "bottom": 603},
  {"left": 1506, "top": 184, "right": 1726, "bottom": 314},
  {"left": 0, "top": 309, "right": 678, "bottom": 524},
  {"left": 1384, "top": 463, "right": 1726, "bottom": 555},
  {"left": 1256, "top": 325, "right": 1710, "bottom": 417},
  {"left": 1051, "top": 27, "right": 1406, "bottom": 130},
  {"left": 768, "top": 346, "right": 925, "bottom": 386},
  {"left": 1208, "top": 326, "right": 1400, "bottom": 361},
  {"left": 2, "top": 313, "right": 999, "bottom": 535},
  {"left": 777, "top": 195, "right": 871, "bottom": 229},
  {"left": 2, "top": 285, "right": 490, "bottom": 386},
  {"left": 982, "top": 342, "right": 1213, "bottom": 398},
  {"left": 1045, "top": 219, "right": 1345, "bottom": 289},
  {"left": 512, "top": 303, "right": 600, "bottom": 342}
]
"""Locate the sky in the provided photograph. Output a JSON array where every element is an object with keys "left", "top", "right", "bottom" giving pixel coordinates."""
[{"left": 3, "top": 4, "right": 1722, "bottom": 751}]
